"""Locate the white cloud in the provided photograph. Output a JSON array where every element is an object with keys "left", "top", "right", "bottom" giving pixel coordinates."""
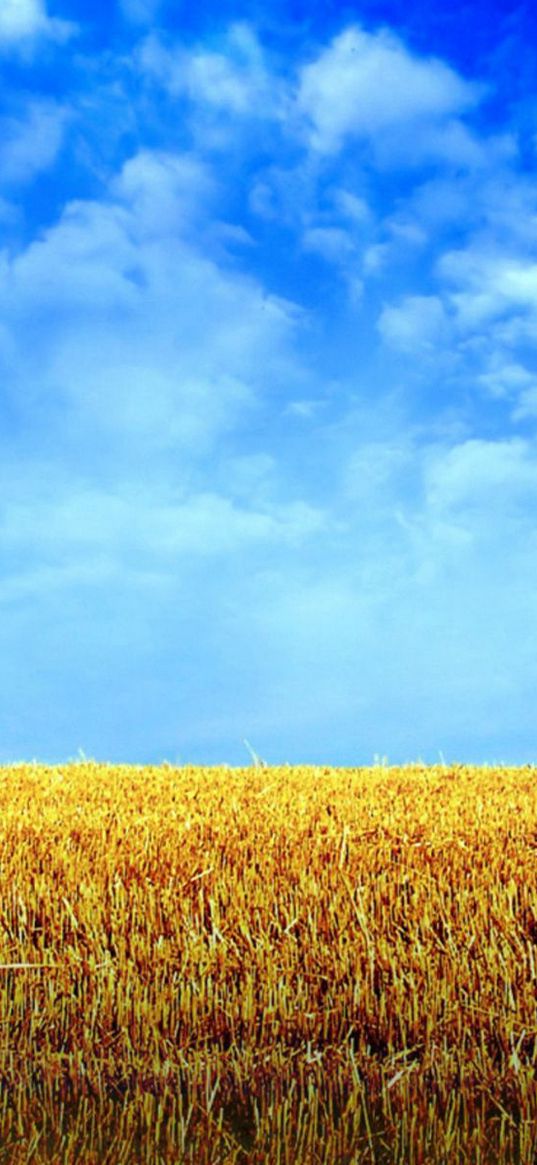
[
  {"left": 296, "top": 26, "right": 480, "bottom": 155},
  {"left": 378, "top": 294, "right": 450, "bottom": 351},
  {"left": 342, "top": 439, "right": 414, "bottom": 504},
  {"left": 302, "top": 225, "right": 356, "bottom": 264},
  {"left": 384, "top": 167, "right": 537, "bottom": 422},
  {"left": 372, "top": 118, "right": 496, "bottom": 172},
  {"left": 111, "top": 150, "right": 216, "bottom": 237},
  {"left": 248, "top": 162, "right": 321, "bottom": 229},
  {"left": 119, "top": 0, "right": 163, "bottom": 25},
  {"left": 424, "top": 437, "right": 537, "bottom": 516},
  {"left": 439, "top": 246, "right": 537, "bottom": 329},
  {"left": 332, "top": 189, "right": 371, "bottom": 224},
  {"left": 0, "top": 100, "right": 68, "bottom": 186},
  {"left": 221, "top": 453, "right": 275, "bottom": 501},
  {"left": 0, "top": 0, "right": 73, "bottom": 48},
  {"left": 0, "top": 559, "right": 117, "bottom": 606},
  {"left": 478, "top": 358, "right": 537, "bottom": 400},
  {"left": 284, "top": 399, "right": 327, "bottom": 420},
  {"left": 0, "top": 145, "right": 304, "bottom": 466},
  {"left": 389, "top": 161, "right": 535, "bottom": 266},
  {"left": 139, "top": 24, "right": 280, "bottom": 121},
  {"left": 1, "top": 486, "right": 327, "bottom": 567},
  {"left": 511, "top": 386, "right": 537, "bottom": 421},
  {"left": 3, "top": 18, "right": 537, "bottom": 766}
]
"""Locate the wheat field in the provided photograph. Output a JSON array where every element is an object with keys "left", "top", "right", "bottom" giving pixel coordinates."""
[{"left": 0, "top": 760, "right": 536, "bottom": 1163}]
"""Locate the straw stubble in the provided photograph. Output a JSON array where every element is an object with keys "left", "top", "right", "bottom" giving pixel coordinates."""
[{"left": 0, "top": 761, "right": 535, "bottom": 1163}]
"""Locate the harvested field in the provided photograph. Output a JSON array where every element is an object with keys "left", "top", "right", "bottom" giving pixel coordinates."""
[{"left": 0, "top": 761, "right": 536, "bottom": 1163}]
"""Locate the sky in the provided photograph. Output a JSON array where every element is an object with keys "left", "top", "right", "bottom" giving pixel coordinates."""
[{"left": 1, "top": 0, "right": 537, "bottom": 767}]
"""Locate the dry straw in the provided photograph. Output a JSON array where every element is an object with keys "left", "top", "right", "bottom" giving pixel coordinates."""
[{"left": 0, "top": 760, "right": 535, "bottom": 1163}]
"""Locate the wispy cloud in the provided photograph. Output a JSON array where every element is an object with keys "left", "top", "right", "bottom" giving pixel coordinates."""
[
  {"left": 296, "top": 26, "right": 481, "bottom": 157},
  {"left": 0, "top": 0, "right": 74, "bottom": 50},
  {"left": 119, "top": 0, "right": 163, "bottom": 26},
  {"left": 0, "top": 99, "right": 68, "bottom": 185},
  {"left": 1, "top": 9, "right": 537, "bottom": 764}
]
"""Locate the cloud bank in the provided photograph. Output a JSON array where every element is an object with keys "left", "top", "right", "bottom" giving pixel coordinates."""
[{"left": 1, "top": 10, "right": 536, "bottom": 765}]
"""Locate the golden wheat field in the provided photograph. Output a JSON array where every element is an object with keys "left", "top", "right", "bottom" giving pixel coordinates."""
[{"left": 0, "top": 761, "right": 536, "bottom": 1164}]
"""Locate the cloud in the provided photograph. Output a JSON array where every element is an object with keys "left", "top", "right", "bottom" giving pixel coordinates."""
[
  {"left": 478, "top": 358, "right": 537, "bottom": 401},
  {"left": 440, "top": 245, "right": 537, "bottom": 330},
  {"left": 513, "top": 387, "right": 537, "bottom": 420},
  {"left": 296, "top": 26, "right": 480, "bottom": 156},
  {"left": 0, "top": 0, "right": 74, "bottom": 49},
  {"left": 423, "top": 437, "right": 537, "bottom": 518},
  {"left": 111, "top": 149, "right": 216, "bottom": 236},
  {"left": 1, "top": 485, "right": 327, "bottom": 572},
  {"left": 119, "top": 0, "right": 163, "bottom": 25},
  {"left": 0, "top": 144, "right": 303, "bottom": 465},
  {"left": 0, "top": 100, "right": 68, "bottom": 186},
  {"left": 342, "top": 438, "right": 414, "bottom": 506},
  {"left": 429, "top": 244, "right": 537, "bottom": 413},
  {"left": 139, "top": 24, "right": 280, "bottom": 122},
  {"left": 3, "top": 15, "right": 537, "bottom": 766},
  {"left": 302, "top": 225, "right": 357, "bottom": 264},
  {"left": 378, "top": 295, "right": 451, "bottom": 351},
  {"left": 0, "top": 134, "right": 311, "bottom": 626}
]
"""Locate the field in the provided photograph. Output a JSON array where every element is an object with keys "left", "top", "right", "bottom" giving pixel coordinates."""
[{"left": 0, "top": 761, "right": 536, "bottom": 1163}]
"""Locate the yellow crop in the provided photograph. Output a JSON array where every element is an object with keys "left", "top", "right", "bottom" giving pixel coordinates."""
[{"left": 0, "top": 761, "right": 536, "bottom": 1163}]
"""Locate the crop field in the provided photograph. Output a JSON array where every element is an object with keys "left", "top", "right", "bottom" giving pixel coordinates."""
[{"left": 0, "top": 761, "right": 536, "bottom": 1163}]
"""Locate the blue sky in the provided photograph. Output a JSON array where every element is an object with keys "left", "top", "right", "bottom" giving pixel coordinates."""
[{"left": 1, "top": 0, "right": 537, "bottom": 766}]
